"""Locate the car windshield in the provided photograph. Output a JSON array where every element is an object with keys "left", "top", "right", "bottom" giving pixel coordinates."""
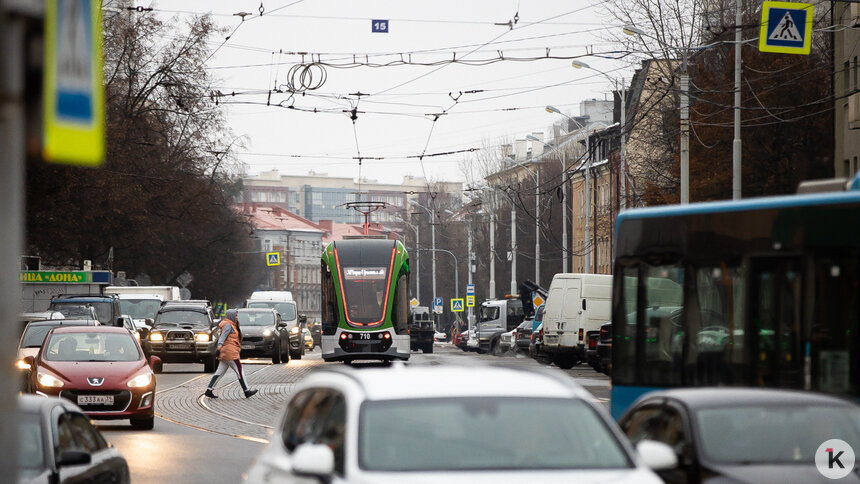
[
  {"left": 19, "top": 413, "right": 44, "bottom": 470},
  {"left": 21, "top": 325, "right": 57, "bottom": 348},
  {"left": 238, "top": 311, "right": 275, "bottom": 326},
  {"left": 359, "top": 397, "right": 630, "bottom": 471},
  {"left": 52, "top": 304, "right": 96, "bottom": 320},
  {"left": 479, "top": 306, "right": 499, "bottom": 322},
  {"left": 155, "top": 310, "right": 208, "bottom": 327},
  {"left": 43, "top": 332, "right": 141, "bottom": 362},
  {"left": 119, "top": 299, "right": 162, "bottom": 320},
  {"left": 53, "top": 301, "right": 112, "bottom": 324},
  {"left": 696, "top": 404, "right": 860, "bottom": 464},
  {"left": 247, "top": 301, "right": 296, "bottom": 321}
]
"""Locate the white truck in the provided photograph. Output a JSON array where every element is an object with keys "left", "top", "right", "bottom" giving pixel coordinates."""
[
  {"left": 540, "top": 273, "right": 613, "bottom": 369},
  {"left": 104, "top": 286, "right": 182, "bottom": 329}
]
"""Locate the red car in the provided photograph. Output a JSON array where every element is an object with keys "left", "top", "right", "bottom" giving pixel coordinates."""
[{"left": 23, "top": 325, "right": 161, "bottom": 430}]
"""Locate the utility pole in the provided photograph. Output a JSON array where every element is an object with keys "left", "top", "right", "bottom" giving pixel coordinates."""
[
  {"left": 510, "top": 200, "right": 517, "bottom": 295},
  {"left": 534, "top": 170, "right": 540, "bottom": 285},
  {"left": 431, "top": 207, "right": 436, "bottom": 309},
  {"left": 619, "top": 77, "right": 627, "bottom": 210},
  {"left": 584, "top": 133, "right": 591, "bottom": 273},
  {"left": 732, "top": 0, "right": 742, "bottom": 200},
  {"left": 1, "top": 2, "right": 36, "bottom": 478},
  {"left": 489, "top": 189, "right": 496, "bottom": 299},
  {"left": 467, "top": 221, "right": 474, "bottom": 327},
  {"left": 561, "top": 146, "right": 568, "bottom": 273},
  {"left": 680, "top": 51, "right": 690, "bottom": 204}
]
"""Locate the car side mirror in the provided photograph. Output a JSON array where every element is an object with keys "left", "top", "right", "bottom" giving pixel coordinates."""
[
  {"left": 277, "top": 321, "right": 287, "bottom": 328},
  {"left": 116, "top": 317, "right": 124, "bottom": 327},
  {"left": 292, "top": 443, "right": 334, "bottom": 481},
  {"left": 57, "top": 449, "right": 91, "bottom": 467},
  {"left": 636, "top": 440, "right": 678, "bottom": 471},
  {"left": 23, "top": 355, "right": 35, "bottom": 368},
  {"left": 149, "top": 355, "right": 162, "bottom": 368},
  {"left": 145, "top": 318, "right": 154, "bottom": 326}
]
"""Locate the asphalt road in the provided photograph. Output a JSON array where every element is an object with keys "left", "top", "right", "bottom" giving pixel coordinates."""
[{"left": 99, "top": 343, "right": 610, "bottom": 483}]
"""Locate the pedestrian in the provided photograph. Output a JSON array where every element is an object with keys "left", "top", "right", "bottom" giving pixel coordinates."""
[{"left": 204, "top": 308, "right": 258, "bottom": 399}]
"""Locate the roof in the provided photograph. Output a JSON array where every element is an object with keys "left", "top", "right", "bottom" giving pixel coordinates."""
[
  {"left": 639, "top": 388, "right": 856, "bottom": 410},
  {"left": 50, "top": 325, "right": 129, "bottom": 334},
  {"left": 236, "top": 203, "right": 324, "bottom": 234},
  {"left": 159, "top": 304, "right": 209, "bottom": 312},
  {"left": 616, "top": 190, "right": 860, "bottom": 224},
  {"left": 52, "top": 296, "right": 115, "bottom": 302},
  {"left": 312, "top": 365, "right": 591, "bottom": 401},
  {"left": 27, "top": 319, "right": 98, "bottom": 327},
  {"left": 320, "top": 221, "right": 393, "bottom": 243}
]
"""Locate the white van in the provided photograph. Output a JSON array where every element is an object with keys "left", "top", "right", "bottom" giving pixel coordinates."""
[{"left": 541, "top": 273, "right": 612, "bottom": 369}]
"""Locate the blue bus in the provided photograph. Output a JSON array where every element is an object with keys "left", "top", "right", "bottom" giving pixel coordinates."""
[{"left": 611, "top": 182, "right": 860, "bottom": 419}]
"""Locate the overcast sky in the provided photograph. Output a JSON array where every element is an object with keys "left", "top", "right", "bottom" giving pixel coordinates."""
[{"left": 153, "top": 0, "right": 633, "bottom": 185}]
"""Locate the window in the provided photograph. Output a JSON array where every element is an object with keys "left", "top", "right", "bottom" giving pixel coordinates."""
[
  {"left": 281, "top": 390, "right": 347, "bottom": 476},
  {"left": 620, "top": 403, "right": 691, "bottom": 466}
]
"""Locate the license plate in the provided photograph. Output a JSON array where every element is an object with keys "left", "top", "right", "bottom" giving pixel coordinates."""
[
  {"left": 78, "top": 395, "right": 113, "bottom": 405},
  {"left": 241, "top": 344, "right": 255, "bottom": 349},
  {"left": 168, "top": 343, "right": 191, "bottom": 350}
]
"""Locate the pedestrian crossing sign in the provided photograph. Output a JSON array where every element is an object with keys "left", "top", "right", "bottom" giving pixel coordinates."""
[
  {"left": 759, "top": 1, "right": 813, "bottom": 55},
  {"left": 451, "top": 298, "right": 464, "bottom": 312},
  {"left": 266, "top": 252, "right": 281, "bottom": 266}
]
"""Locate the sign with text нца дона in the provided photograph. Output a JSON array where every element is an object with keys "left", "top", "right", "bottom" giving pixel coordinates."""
[
  {"left": 20, "top": 271, "right": 111, "bottom": 283},
  {"left": 43, "top": 0, "right": 105, "bottom": 166},
  {"left": 759, "top": 1, "right": 813, "bottom": 55}
]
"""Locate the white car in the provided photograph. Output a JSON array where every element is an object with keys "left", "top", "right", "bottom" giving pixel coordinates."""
[
  {"left": 244, "top": 365, "right": 675, "bottom": 484},
  {"left": 433, "top": 331, "right": 446, "bottom": 342}
]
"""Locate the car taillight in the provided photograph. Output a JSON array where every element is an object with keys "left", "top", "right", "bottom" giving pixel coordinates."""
[
  {"left": 588, "top": 338, "right": 597, "bottom": 349},
  {"left": 578, "top": 328, "right": 584, "bottom": 341}
]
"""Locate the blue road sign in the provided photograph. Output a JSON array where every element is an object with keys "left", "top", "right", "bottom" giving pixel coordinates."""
[
  {"left": 759, "top": 1, "right": 813, "bottom": 55},
  {"left": 266, "top": 252, "right": 281, "bottom": 266},
  {"left": 451, "top": 299, "right": 464, "bottom": 312},
  {"left": 371, "top": 19, "right": 389, "bottom": 33},
  {"left": 466, "top": 283, "right": 475, "bottom": 296}
]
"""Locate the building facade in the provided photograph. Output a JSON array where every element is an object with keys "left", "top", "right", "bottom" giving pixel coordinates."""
[{"left": 835, "top": 2, "right": 860, "bottom": 179}]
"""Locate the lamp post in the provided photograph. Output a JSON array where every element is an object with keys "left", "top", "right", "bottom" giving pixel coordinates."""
[
  {"left": 410, "top": 199, "right": 436, "bottom": 310},
  {"left": 623, "top": 24, "right": 694, "bottom": 204},
  {"left": 546, "top": 105, "right": 592, "bottom": 272},
  {"left": 506, "top": 152, "right": 541, "bottom": 286},
  {"left": 395, "top": 214, "right": 419, "bottom": 300},
  {"left": 571, "top": 60, "right": 627, "bottom": 211}
]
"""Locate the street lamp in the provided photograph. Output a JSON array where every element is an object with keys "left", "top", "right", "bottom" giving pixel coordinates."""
[
  {"left": 394, "top": 213, "right": 419, "bottom": 300},
  {"left": 623, "top": 24, "right": 691, "bottom": 204},
  {"left": 545, "top": 104, "right": 594, "bottom": 272},
  {"left": 526, "top": 134, "right": 568, "bottom": 274},
  {"left": 410, "top": 199, "right": 436, "bottom": 310},
  {"left": 506, "top": 153, "right": 540, "bottom": 286}
]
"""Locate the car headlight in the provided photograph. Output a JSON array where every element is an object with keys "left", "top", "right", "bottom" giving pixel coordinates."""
[
  {"left": 289, "top": 327, "right": 300, "bottom": 335},
  {"left": 149, "top": 333, "right": 163, "bottom": 342},
  {"left": 127, "top": 373, "right": 153, "bottom": 388},
  {"left": 16, "top": 359, "right": 31, "bottom": 371},
  {"left": 263, "top": 329, "right": 273, "bottom": 337},
  {"left": 37, "top": 372, "right": 64, "bottom": 388},
  {"left": 195, "top": 333, "right": 210, "bottom": 342},
  {"left": 133, "top": 331, "right": 140, "bottom": 340}
]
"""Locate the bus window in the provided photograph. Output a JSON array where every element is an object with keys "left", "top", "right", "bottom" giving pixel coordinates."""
[
  {"left": 685, "top": 265, "right": 748, "bottom": 386},
  {"left": 641, "top": 265, "right": 684, "bottom": 387},
  {"left": 749, "top": 258, "right": 803, "bottom": 389},
  {"left": 812, "top": 257, "right": 860, "bottom": 394}
]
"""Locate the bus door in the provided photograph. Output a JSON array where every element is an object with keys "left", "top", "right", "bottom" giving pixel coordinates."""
[{"left": 748, "top": 257, "right": 804, "bottom": 389}]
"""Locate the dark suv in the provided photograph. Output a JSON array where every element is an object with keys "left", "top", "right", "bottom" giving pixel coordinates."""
[
  {"left": 148, "top": 303, "right": 219, "bottom": 372},
  {"left": 49, "top": 294, "right": 123, "bottom": 327}
]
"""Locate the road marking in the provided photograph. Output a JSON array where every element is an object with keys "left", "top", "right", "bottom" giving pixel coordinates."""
[{"left": 198, "top": 394, "right": 275, "bottom": 429}]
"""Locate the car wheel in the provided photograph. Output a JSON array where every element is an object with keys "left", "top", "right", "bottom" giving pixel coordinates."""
[
  {"left": 131, "top": 416, "right": 154, "bottom": 430},
  {"left": 272, "top": 343, "right": 282, "bottom": 364},
  {"left": 554, "top": 356, "right": 578, "bottom": 369},
  {"left": 489, "top": 339, "right": 501, "bottom": 356},
  {"left": 423, "top": 342, "right": 434, "bottom": 354},
  {"left": 203, "top": 357, "right": 216, "bottom": 373},
  {"left": 282, "top": 341, "right": 290, "bottom": 363},
  {"left": 291, "top": 346, "right": 303, "bottom": 360},
  {"left": 152, "top": 361, "right": 163, "bottom": 374}
]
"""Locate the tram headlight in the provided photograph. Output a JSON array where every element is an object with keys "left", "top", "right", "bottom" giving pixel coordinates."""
[
  {"left": 383, "top": 332, "right": 391, "bottom": 340},
  {"left": 340, "top": 333, "right": 348, "bottom": 340}
]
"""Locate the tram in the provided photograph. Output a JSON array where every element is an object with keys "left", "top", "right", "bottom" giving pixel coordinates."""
[{"left": 320, "top": 238, "right": 411, "bottom": 362}]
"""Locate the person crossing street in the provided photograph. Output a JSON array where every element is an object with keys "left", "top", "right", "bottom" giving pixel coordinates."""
[{"left": 204, "top": 308, "right": 258, "bottom": 399}]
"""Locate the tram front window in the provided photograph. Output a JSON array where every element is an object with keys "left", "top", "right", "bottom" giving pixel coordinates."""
[{"left": 342, "top": 267, "right": 388, "bottom": 324}]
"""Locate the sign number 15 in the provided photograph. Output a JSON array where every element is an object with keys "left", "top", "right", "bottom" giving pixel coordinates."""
[{"left": 372, "top": 19, "right": 389, "bottom": 33}]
